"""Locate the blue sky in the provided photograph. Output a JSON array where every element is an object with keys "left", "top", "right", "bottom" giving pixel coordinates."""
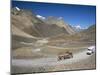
[{"left": 12, "top": 0, "right": 96, "bottom": 29}]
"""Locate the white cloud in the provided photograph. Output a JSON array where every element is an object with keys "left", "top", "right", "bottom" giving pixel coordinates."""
[{"left": 36, "top": 15, "right": 46, "bottom": 20}]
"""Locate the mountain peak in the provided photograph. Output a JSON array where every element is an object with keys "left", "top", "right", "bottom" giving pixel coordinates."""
[{"left": 44, "top": 16, "right": 75, "bottom": 34}]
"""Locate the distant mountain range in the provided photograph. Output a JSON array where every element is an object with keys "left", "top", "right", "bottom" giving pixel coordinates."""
[{"left": 72, "top": 26, "right": 85, "bottom": 32}]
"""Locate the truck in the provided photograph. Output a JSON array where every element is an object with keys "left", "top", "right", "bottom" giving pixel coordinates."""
[
  {"left": 86, "top": 46, "right": 95, "bottom": 55},
  {"left": 58, "top": 51, "right": 73, "bottom": 61}
]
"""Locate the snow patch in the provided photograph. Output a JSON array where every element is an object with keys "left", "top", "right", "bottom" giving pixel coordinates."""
[
  {"left": 15, "top": 7, "right": 20, "bottom": 11},
  {"left": 75, "top": 25, "right": 82, "bottom": 29},
  {"left": 36, "top": 15, "right": 46, "bottom": 20}
]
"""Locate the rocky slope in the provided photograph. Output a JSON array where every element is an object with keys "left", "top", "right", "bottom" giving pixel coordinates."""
[
  {"left": 11, "top": 7, "right": 75, "bottom": 38},
  {"left": 45, "top": 16, "right": 75, "bottom": 34},
  {"left": 79, "top": 25, "right": 96, "bottom": 42}
]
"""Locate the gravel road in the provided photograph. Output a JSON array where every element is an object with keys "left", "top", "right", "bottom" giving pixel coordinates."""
[{"left": 12, "top": 49, "right": 94, "bottom": 67}]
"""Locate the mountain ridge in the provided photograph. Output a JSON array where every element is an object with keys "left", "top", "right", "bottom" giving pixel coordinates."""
[{"left": 11, "top": 7, "right": 76, "bottom": 38}]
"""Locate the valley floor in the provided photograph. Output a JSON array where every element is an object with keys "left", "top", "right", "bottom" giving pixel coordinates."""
[{"left": 11, "top": 46, "right": 96, "bottom": 74}]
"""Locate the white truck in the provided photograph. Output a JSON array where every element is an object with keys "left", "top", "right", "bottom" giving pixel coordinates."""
[{"left": 86, "top": 46, "right": 96, "bottom": 55}]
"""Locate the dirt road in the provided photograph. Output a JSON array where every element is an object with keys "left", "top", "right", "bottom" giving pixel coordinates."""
[{"left": 12, "top": 49, "right": 94, "bottom": 67}]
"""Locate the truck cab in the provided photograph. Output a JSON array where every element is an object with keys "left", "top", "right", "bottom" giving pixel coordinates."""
[{"left": 87, "top": 46, "right": 95, "bottom": 55}]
